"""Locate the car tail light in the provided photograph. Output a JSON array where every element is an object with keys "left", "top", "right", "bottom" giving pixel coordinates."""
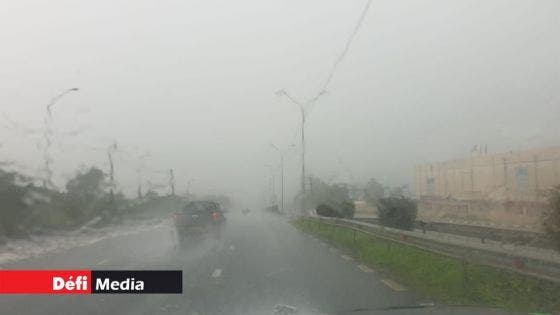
[{"left": 212, "top": 212, "right": 221, "bottom": 221}]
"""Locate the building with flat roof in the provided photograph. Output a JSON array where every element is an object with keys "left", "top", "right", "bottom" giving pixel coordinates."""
[{"left": 415, "top": 146, "right": 560, "bottom": 231}]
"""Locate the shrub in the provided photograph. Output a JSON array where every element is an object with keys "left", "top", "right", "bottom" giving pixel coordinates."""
[
  {"left": 316, "top": 201, "right": 355, "bottom": 218},
  {"left": 316, "top": 204, "right": 337, "bottom": 217},
  {"left": 377, "top": 197, "right": 417, "bottom": 230},
  {"left": 336, "top": 201, "right": 355, "bottom": 218}
]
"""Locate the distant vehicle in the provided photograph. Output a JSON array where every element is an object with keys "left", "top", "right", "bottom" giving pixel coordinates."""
[
  {"left": 265, "top": 204, "right": 279, "bottom": 213},
  {"left": 241, "top": 208, "right": 251, "bottom": 215},
  {"left": 173, "top": 201, "right": 226, "bottom": 244}
]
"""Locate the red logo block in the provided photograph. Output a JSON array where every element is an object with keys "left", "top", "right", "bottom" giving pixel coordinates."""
[{"left": 0, "top": 270, "right": 92, "bottom": 294}]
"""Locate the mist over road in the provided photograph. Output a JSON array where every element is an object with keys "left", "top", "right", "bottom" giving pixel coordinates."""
[{"left": 0, "top": 210, "right": 511, "bottom": 315}]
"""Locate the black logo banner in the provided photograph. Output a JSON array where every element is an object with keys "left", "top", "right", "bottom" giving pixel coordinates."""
[{"left": 91, "top": 270, "right": 182, "bottom": 294}]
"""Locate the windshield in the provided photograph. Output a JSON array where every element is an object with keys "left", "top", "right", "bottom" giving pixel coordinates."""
[{"left": 1, "top": 0, "right": 559, "bottom": 314}]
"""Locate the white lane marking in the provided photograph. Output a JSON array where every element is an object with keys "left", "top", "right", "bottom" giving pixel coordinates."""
[
  {"left": 340, "top": 255, "right": 353, "bottom": 262},
  {"left": 229, "top": 245, "right": 236, "bottom": 251},
  {"left": 211, "top": 269, "right": 222, "bottom": 278},
  {"left": 96, "top": 258, "right": 109, "bottom": 265},
  {"left": 381, "top": 279, "right": 407, "bottom": 291},
  {"left": 357, "top": 264, "right": 373, "bottom": 273},
  {"left": 159, "top": 304, "right": 180, "bottom": 311}
]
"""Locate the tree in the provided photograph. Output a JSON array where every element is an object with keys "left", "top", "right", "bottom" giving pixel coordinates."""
[
  {"left": 64, "top": 167, "right": 108, "bottom": 221},
  {"left": 0, "top": 169, "right": 29, "bottom": 235},
  {"left": 364, "top": 178, "right": 384, "bottom": 205},
  {"left": 388, "top": 184, "right": 411, "bottom": 198},
  {"left": 66, "top": 167, "right": 106, "bottom": 197},
  {"left": 544, "top": 186, "right": 560, "bottom": 250},
  {"left": 0, "top": 169, "right": 57, "bottom": 234}
]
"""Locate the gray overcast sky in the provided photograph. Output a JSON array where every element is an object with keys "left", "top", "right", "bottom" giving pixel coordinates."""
[{"left": 1, "top": 0, "right": 559, "bottom": 204}]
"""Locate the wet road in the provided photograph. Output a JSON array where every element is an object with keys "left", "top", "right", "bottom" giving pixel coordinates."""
[{"left": 0, "top": 211, "right": 513, "bottom": 315}]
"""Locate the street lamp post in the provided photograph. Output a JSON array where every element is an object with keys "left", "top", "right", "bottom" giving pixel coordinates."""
[
  {"left": 276, "top": 89, "right": 326, "bottom": 213},
  {"left": 187, "top": 179, "right": 195, "bottom": 201},
  {"left": 269, "top": 144, "right": 285, "bottom": 213},
  {"left": 300, "top": 107, "right": 305, "bottom": 196},
  {"left": 264, "top": 164, "right": 276, "bottom": 202},
  {"left": 46, "top": 88, "right": 80, "bottom": 117},
  {"left": 276, "top": 90, "right": 306, "bottom": 195},
  {"left": 43, "top": 87, "right": 79, "bottom": 188}
]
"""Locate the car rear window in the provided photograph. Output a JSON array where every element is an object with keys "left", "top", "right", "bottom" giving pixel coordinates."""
[{"left": 183, "top": 202, "right": 218, "bottom": 213}]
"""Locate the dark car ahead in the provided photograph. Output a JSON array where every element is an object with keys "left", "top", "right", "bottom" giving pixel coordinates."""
[{"left": 173, "top": 201, "right": 225, "bottom": 244}]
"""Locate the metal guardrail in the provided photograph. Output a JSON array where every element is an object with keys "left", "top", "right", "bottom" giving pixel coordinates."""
[
  {"left": 353, "top": 218, "right": 555, "bottom": 249},
  {"left": 306, "top": 217, "right": 560, "bottom": 284},
  {"left": 353, "top": 217, "right": 554, "bottom": 250}
]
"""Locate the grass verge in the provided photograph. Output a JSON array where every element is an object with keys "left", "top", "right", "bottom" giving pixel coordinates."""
[{"left": 294, "top": 218, "right": 560, "bottom": 314}]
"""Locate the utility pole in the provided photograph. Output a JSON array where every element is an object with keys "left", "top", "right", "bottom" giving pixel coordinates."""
[
  {"left": 106, "top": 141, "right": 118, "bottom": 204},
  {"left": 107, "top": 149, "right": 115, "bottom": 202},
  {"left": 136, "top": 152, "right": 149, "bottom": 200},
  {"left": 169, "top": 169, "right": 175, "bottom": 196}
]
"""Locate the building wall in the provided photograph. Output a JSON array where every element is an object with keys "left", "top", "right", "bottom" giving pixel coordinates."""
[
  {"left": 416, "top": 146, "right": 560, "bottom": 201},
  {"left": 354, "top": 201, "right": 378, "bottom": 218},
  {"left": 415, "top": 146, "right": 560, "bottom": 230}
]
